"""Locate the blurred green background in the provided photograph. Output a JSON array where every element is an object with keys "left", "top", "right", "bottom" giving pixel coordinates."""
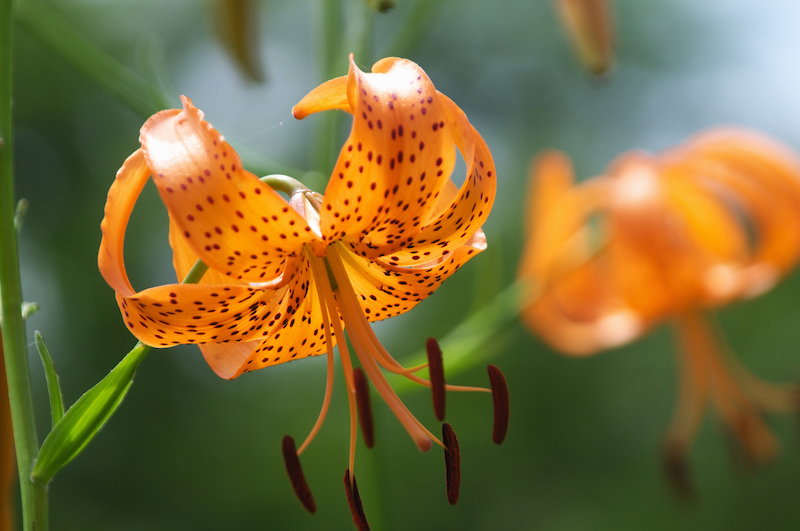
[{"left": 9, "top": 0, "right": 800, "bottom": 529}]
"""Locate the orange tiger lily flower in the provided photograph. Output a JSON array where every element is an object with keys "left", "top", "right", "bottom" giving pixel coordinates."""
[
  {"left": 519, "top": 129, "right": 800, "bottom": 489},
  {"left": 99, "top": 55, "right": 502, "bottom": 526}
]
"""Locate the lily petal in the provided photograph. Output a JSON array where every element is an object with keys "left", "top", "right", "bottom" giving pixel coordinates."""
[
  {"left": 98, "top": 149, "right": 151, "bottom": 297},
  {"left": 117, "top": 283, "right": 278, "bottom": 347},
  {"left": 336, "top": 232, "right": 486, "bottom": 322},
  {"left": 363, "top": 93, "right": 496, "bottom": 267},
  {"left": 140, "top": 96, "right": 317, "bottom": 283},
  {"left": 231, "top": 255, "right": 341, "bottom": 377},
  {"left": 168, "top": 211, "right": 247, "bottom": 286},
  {"left": 201, "top": 341, "right": 261, "bottom": 380},
  {"left": 318, "top": 56, "right": 457, "bottom": 250},
  {"left": 292, "top": 75, "right": 350, "bottom": 119}
]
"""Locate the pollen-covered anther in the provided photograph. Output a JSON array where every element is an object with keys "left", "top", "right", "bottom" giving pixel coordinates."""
[
  {"left": 442, "top": 422, "right": 461, "bottom": 505},
  {"left": 426, "top": 337, "right": 446, "bottom": 421},
  {"left": 282, "top": 435, "right": 317, "bottom": 513},
  {"left": 353, "top": 367, "right": 375, "bottom": 449},
  {"left": 343, "top": 469, "right": 370, "bottom": 531},
  {"left": 663, "top": 440, "right": 694, "bottom": 499},
  {"left": 487, "top": 364, "right": 510, "bottom": 444}
]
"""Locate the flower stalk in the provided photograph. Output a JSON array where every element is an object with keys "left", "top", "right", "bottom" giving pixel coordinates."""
[{"left": 0, "top": 0, "right": 49, "bottom": 527}]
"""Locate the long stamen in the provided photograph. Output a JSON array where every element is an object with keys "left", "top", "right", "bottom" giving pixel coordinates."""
[
  {"left": 349, "top": 317, "right": 438, "bottom": 451},
  {"left": 281, "top": 435, "right": 317, "bottom": 513},
  {"left": 665, "top": 313, "right": 711, "bottom": 496},
  {"left": 297, "top": 249, "right": 337, "bottom": 455},
  {"left": 353, "top": 367, "right": 375, "bottom": 449},
  {"left": 309, "top": 253, "right": 360, "bottom": 477},
  {"left": 681, "top": 312, "right": 778, "bottom": 464},
  {"left": 487, "top": 365, "right": 510, "bottom": 445},
  {"left": 343, "top": 469, "right": 370, "bottom": 531},
  {"left": 326, "top": 247, "right": 440, "bottom": 451},
  {"left": 427, "top": 337, "right": 446, "bottom": 421},
  {"left": 442, "top": 423, "right": 461, "bottom": 505},
  {"left": 335, "top": 246, "right": 490, "bottom": 393}
]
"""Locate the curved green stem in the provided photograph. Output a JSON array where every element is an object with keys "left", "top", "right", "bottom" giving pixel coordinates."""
[
  {"left": 393, "top": 279, "right": 529, "bottom": 394},
  {"left": 0, "top": 0, "right": 48, "bottom": 528},
  {"left": 259, "top": 174, "right": 311, "bottom": 197}
]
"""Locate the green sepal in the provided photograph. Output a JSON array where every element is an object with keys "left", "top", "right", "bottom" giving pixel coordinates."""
[{"left": 31, "top": 342, "right": 151, "bottom": 484}]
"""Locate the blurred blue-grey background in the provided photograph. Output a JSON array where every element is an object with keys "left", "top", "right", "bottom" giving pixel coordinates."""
[{"left": 11, "top": 0, "right": 800, "bottom": 529}]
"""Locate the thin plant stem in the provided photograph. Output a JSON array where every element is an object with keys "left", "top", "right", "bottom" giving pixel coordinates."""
[
  {"left": 0, "top": 0, "right": 49, "bottom": 528},
  {"left": 384, "top": 0, "right": 445, "bottom": 58},
  {"left": 392, "top": 279, "right": 529, "bottom": 394},
  {"left": 314, "top": 0, "right": 345, "bottom": 175}
]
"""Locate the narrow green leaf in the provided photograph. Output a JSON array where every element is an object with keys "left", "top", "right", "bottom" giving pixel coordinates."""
[
  {"left": 31, "top": 342, "right": 150, "bottom": 484},
  {"left": 33, "top": 331, "right": 64, "bottom": 428}
]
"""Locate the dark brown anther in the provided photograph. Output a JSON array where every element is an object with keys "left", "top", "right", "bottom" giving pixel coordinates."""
[
  {"left": 281, "top": 435, "right": 317, "bottom": 513},
  {"left": 442, "top": 423, "right": 461, "bottom": 505},
  {"left": 487, "top": 364, "right": 509, "bottom": 444},
  {"left": 664, "top": 441, "right": 694, "bottom": 500},
  {"left": 353, "top": 367, "right": 375, "bottom": 449},
  {"left": 426, "top": 337, "right": 446, "bottom": 421},
  {"left": 343, "top": 469, "right": 371, "bottom": 531}
]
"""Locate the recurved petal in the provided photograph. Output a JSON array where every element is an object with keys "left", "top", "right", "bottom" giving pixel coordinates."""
[
  {"left": 352, "top": 93, "right": 496, "bottom": 267},
  {"left": 292, "top": 75, "right": 350, "bottom": 119},
  {"left": 98, "top": 149, "right": 152, "bottom": 297},
  {"left": 678, "top": 130, "right": 800, "bottom": 271},
  {"left": 140, "top": 96, "right": 318, "bottom": 283},
  {"left": 168, "top": 212, "right": 247, "bottom": 286},
  {"left": 230, "top": 255, "right": 341, "bottom": 378},
  {"left": 335, "top": 232, "right": 485, "bottom": 322},
  {"left": 517, "top": 151, "right": 591, "bottom": 283},
  {"left": 521, "top": 256, "right": 647, "bottom": 355},
  {"left": 200, "top": 341, "right": 261, "bottom": 380},
  {"left": 319, "top": 56, "right": 457, "bottom": 249},
  {"left": 117, "top": 283, "right": 280, "bottom": 347}
]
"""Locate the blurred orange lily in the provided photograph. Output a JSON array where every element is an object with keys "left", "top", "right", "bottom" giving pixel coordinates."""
[
  {"left": 519, "top": 129, "right": 800, "bottom": 486},
  {"left": 99, "top": 55, "right": 499, "bottom": 525}
]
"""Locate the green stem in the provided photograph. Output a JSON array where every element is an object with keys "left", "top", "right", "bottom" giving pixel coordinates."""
[
  {"left": 182, "top": 259, "right": 209, "bottom": 285},
  {"left": 259, "top": 174, "right": 310, "bottom": 197},
  {"left": 392, "top": 279, "right": 528, "bottom": 394},
  {"left": 314, "top": 0, "right": 345, "bottom": 175},
  {"left": 385, "top": 0, "right": 445, "bottom": 58},
  {"left": 0, "top": 0, "right": 48, "bottom": 528}
]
